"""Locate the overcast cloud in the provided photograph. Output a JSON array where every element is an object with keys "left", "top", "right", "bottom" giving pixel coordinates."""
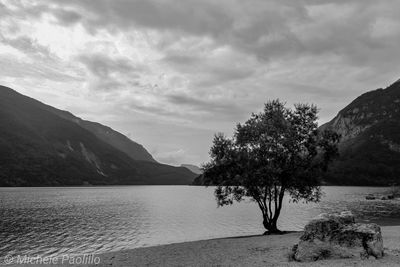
[{"left": 1, "top": 0, "right": 400, "bottom": 165}]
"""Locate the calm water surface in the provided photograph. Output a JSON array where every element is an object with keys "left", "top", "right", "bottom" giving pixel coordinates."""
[{"left": 1, "top": 186, "right": 399, "bottom": 258}]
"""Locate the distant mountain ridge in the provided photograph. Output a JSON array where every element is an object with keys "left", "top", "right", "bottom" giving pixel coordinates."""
[
  {"left": 321, "top": 78, "right": 400, "bottom": 185},
  {"left": 181, "top": 164, "right": 202, "bottom": 174},
  {"left": 45, "top": 107, "right": 157, "bottom": 163},
  {"left": 0, "top": 85, "right": 196, "bottom": 186}
]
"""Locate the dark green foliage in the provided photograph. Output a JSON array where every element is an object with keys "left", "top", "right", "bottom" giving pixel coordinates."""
[
  {"left": 0, "top": 86, "right": 196, "bottom": 186},
  {"left": 203, "top": 100, "right": 339, "bottom": 232}
]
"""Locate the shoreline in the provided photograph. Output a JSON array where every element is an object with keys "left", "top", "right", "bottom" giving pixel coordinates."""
[
  {"left": 0, "top": 185, "right": 396, "bottom": 188},
  {"left": 3, "top": 226, "right": 400, "bottom": 266},
  {"left": 87, "top": 225, "right": 400, "bottom": 267}
]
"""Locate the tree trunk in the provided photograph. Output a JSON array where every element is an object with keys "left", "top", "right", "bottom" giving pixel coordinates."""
[
  {"left": 263, "top": 216, "right": 281, "bottom": 234},
  {"left": 261, "top": 186, "right": 285, "bottom": 234}
]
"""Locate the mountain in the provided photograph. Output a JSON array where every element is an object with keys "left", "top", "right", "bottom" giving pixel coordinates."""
[
  {"left": 0, "top": 85, "right": 196, "bottom": 186},
  {"left": 42, "top": 106, "right": 157, "bottom": 163},
  {"left": 181, "top": 164, "right": 202, "bottom": 174},
  {"left": 321, "top": 79, "right": 400, "bottom": 186}
]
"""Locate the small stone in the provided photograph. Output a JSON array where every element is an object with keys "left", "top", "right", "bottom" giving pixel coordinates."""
[{"left": 366, "top": 194, "right": 376, "bottom": 200}]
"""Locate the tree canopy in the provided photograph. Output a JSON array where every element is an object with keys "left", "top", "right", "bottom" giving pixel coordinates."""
[{"left": 203, "top": 100, "right": 340, "bottom": 233}]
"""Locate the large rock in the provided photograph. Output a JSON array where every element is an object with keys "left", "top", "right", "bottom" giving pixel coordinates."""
[{"left": 292, "top": 211, "right": 384, "bottom": 262}]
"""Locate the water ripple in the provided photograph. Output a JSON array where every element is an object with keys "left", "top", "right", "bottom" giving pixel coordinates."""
[{"left": 0, "top": 186, "right": 398, "bottom": 258}]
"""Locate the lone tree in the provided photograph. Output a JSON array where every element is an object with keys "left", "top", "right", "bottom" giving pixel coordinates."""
[{"left": 203, "top": 100, "right": 340, "bottom": 234}]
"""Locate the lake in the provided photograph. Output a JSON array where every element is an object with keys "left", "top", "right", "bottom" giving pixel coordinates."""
[{"left": 1, "top": 186, "right": 399, "bottom": 258}]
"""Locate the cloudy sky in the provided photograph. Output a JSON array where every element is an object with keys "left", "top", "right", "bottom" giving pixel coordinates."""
[{"left": 1, "top": 0, "right": 400, "bottom": 166}]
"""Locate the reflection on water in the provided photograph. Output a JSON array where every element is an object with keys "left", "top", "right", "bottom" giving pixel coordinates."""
[{"left": 0, "top": 186, "right": 399, "bottom": 258}]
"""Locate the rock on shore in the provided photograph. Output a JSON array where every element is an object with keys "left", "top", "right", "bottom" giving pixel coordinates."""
[{"left": 292, "top": 211, "right": 384, "bottom": 262}]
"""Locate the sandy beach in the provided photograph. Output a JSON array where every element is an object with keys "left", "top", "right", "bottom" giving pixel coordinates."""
[
  {"left": 90, "top": 226, "right": 400, "bottom": 267},
  {"left": 4, "top": 226, "right": 400, "bottom": 267},
  {"left": 91, "top": 226, "right": 400, "bottom": 267}
]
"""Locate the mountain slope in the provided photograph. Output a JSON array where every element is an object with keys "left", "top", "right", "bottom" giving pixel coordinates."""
[
  {"left": 0, "top": 86, "right": 196, "bottom": 186},
  {"left": 47, "top": 110, "right": 157, "bottom": 163},
  {"left": 181, "top": 164, "right": 202, "bottom": 175},
  {"left": 321, "top": 79, "right": 400, "bottom": 185},
  {"left": 7, "top": 93, "right": 157, "bottom": 163}
]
